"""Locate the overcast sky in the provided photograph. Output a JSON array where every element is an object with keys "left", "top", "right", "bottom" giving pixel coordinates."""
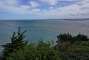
[{"left": 0, "top": 0, "right": 89, "bottom": 20}]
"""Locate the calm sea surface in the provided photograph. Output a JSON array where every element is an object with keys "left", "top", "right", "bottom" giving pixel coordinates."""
[{"left": 0, "top": 20, "right": 89, "bottom": 45}]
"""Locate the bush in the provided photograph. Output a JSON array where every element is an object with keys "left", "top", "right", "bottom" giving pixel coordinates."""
[
  {"left": 2, "top": 27, "right": 27, "bottom": 60},
  {"left": 6, "top": 41, "right": 62, "bottom": 60}
]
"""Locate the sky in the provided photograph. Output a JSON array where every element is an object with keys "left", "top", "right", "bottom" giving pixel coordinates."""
[{"left": 0, "top": 0, "right": 89, "bottom": 19}]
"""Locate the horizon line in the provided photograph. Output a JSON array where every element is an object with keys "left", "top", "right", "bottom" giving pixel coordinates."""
[{"left": 0, "top": 18, "right": 89, "bottom": 21}]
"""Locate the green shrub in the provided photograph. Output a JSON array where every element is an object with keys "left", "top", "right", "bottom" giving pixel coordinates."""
[{"left": 6, "top": 41, "right": 62, "bottom": 60}]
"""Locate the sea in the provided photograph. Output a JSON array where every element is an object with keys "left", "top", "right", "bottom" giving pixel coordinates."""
[{"left": 0, "top": 20, "right": 89, "bottom": 45}]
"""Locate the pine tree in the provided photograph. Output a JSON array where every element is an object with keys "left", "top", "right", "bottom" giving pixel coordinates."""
[{"left": 2, "top": 27, "right": 27, "bottom": 60}]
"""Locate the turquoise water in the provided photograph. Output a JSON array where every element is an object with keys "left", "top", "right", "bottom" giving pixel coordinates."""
[{"left": 0, "top": 20, "right": 89, "bottom": 44}]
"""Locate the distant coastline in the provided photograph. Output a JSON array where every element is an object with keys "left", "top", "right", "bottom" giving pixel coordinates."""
[{"left": 0, "top": 18, "right": 89, "bottom": 21}]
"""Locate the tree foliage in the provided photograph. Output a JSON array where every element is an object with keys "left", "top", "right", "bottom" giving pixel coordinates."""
[
  {"left": 6, "top": 41, "right": 62, "bottom": 60},
  {"left": 2, "top": 27, "right": 27, "bottom": 60},
  {"left": 2, "top": 28, "right": 89, "bottom": 60},
  {"left": 56, "top": 33, "right": 89, "bottom": 60}
]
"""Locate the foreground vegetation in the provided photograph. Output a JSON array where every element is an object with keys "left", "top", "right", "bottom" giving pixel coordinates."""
[{"left": 2, "top": 28, "right": 89, "bottom": 60}]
